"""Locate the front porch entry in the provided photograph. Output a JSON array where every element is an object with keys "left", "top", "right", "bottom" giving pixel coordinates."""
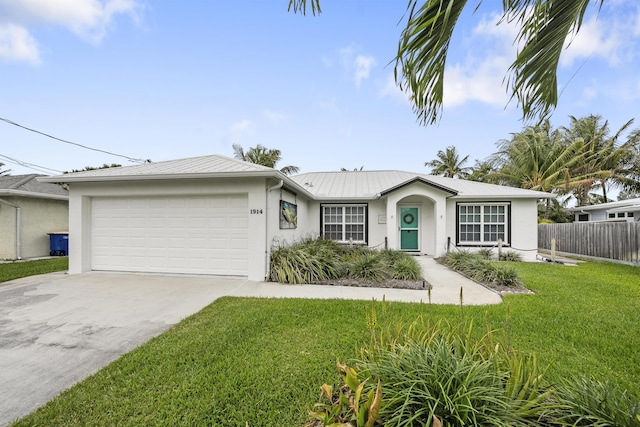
[{"left": 399, "top": 206, "right": 419, "bottom": 251}]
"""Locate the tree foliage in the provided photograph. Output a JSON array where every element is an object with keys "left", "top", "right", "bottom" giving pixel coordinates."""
[
  {"left": 0, "top": 162, "right": 10, "bottom": 176},
  {"left": 562, "top": 115, "right": 640, "bottom": 205},
  {"left": 232, "top": 144, "right": 300, "bottom": 175},
  {"left": 289, "top": 0, "right": 606, "bottom": 124},
  {"left": 425, "top": 145, "right": 471, "bottom": 178}
]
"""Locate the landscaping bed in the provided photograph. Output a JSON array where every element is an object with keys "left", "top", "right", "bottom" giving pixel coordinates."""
[
  {"left": 270, "top": 237, "right": 424, "bottom": 286},
  {"left": 316, "top": 277, "right": 431, "bottom": 290}
]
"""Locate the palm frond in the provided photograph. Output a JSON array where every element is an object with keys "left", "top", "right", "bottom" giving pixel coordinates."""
[{"left": 395, "top": 0, "right": 469, "bottom": 125}]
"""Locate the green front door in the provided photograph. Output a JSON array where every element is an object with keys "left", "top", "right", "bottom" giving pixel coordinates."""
[{"left": 400, "top": 207, "right": 419, "bottom": 251}]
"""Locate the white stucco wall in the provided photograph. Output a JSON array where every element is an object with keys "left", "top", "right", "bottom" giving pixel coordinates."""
[
  {"left": 445, "top": 198, "right": 539, "bottom": 261},
  {"left": 0, "top": 196, "right": 68, "bottom": 260},
  {"left": 67, "top": 178, "right": 270, "bottom": 281}
]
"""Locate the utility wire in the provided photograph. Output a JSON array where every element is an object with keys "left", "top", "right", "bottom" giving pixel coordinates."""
[
  {"left": 0, "top": 153, "right": 63, "bottom": 175},
  {"left": 0, "top": 117, "right": 147, "bottom": 164}
]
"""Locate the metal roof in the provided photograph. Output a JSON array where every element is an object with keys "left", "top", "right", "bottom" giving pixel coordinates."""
[
  {"left": 290, "top": 170, "right": 550, "bottom": 199},
  {"left": 0, "top": 174, "right": 68, "bottom": 200},
  {"left": 41, "top": 154, "right": 273, "bottom": 181},
  {"left": 39, "top": 155, "right": 550, "bottom": 200},
  {"left": 568, "top": 197, "right": 640, "bottom": 212}
]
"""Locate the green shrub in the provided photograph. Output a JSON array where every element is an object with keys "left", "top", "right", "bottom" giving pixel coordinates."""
[
  {"left": 499, "top": 250, "right": 522, "bottom": 262},
  {"left": 357, "top": 307, "right": 553, "bottom": 427},
  {"left": 391, "top": 256, "right": 422, "bottom": 280},
  {"left": 270, "top": 238, "right": 423, "bottom": 285},
  {"left": 308, "top": 363, "right": 382, "bottom": 427},
  {"left": 442, "top": 251, "right": 523, "bottom": 288},
  {"left": 269, "top": 238, "right": 343, "bottom": 284},
  {"left": 549, "top": 376, "right": 640, "bottom": 426},
  {"left": 348, "top": 253, "right": 387, "bottom": 282},
  {"left": 477, "top": 248, "right": 494, "bottom": 260}
]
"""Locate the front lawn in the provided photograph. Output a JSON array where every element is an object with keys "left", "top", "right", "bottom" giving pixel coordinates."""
[
  {"left": 0, "top": 257, "right": 68, "bottom": 284},
  {"left": 12, "top": 261, "right": 640, "bottom": 426}
]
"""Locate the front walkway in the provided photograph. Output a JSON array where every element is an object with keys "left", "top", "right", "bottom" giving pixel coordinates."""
[{"left": 414, "top": 256, "right": 502, "bottom": 305}]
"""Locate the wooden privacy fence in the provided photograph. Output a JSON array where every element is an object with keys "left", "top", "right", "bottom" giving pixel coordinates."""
[{"left": 538, "top": 222, "right": 640, "bottom": 264}]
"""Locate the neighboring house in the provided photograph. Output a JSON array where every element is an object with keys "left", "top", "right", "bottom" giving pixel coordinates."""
[
  {"left": 41, "top": 155, "right": 549, "bottom": 281},
  {"left": 0, "top": 174, "right": 69, "bottom": 260},
  {"left": 568, "top": 198, "right": 640, "bottom": 223}
]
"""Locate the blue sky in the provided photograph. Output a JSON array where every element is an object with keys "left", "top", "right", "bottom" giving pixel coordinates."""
[{"left": 1, "top": 1, "right": 640, "bottom": 177}]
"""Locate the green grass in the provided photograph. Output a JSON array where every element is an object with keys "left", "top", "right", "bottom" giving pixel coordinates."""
[
  {"left": 0, "top": 257, "right": 68, "bottom": 284},
  {"left": 11, "top": 261, "right": 640, "bottom": 426}
]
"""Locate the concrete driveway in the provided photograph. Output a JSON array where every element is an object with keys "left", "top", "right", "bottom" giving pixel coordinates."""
[{"left": 0, "top": 272, "right": 250, "bottom": 426}]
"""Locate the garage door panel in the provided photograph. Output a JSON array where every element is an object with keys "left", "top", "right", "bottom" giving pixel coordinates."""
[{"left": 91, "top": 195, "right": 249, "bottom": 276}]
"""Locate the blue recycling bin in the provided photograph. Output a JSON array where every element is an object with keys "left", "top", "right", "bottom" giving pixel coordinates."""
[{"left": 48, "top": 233, "right": 69, "bottom": 256}]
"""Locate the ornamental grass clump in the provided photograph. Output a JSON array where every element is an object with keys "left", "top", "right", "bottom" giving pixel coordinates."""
[
  {"left": 270, "top": 237, "right": 423, "bottom": 284},
  {"left": 348, "top": 253, "right": 387, "bottom": 282},
  {"left": 549, "top": 376, "right": 640, "bottom": 427},
  {"left": 442, "top": 251, "right": 523, "bottom": 288},
  {"left": 270, "top": 238, "right": 343, "bottom": 284},
  {"left": 311, "top": 301, "right": 555, "bottom": 427}
]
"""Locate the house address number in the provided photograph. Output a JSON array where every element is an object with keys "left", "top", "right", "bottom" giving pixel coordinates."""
[{"left": 250, "top": 209, "right": 263, "bottom": 214}]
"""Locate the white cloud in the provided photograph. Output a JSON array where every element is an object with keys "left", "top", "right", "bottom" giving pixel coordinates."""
[
  {"left": 441, "top": 13, "right": 516, "bottom": 108},
  {"left": 229, "top": 119, "right": 253, "bottom": 143},
  {"left": 379, "top": 74, "right": 410, "bottom": 104},
  {"left": 0, "top": 23, "right": 40, "bottom": 64},
  {"left": 561, "top": 17, "right": 622, "bottom": 67},
  {"left": 354, "top": 54, "right": 376, "bottom": 87},
  {"left": 337, "top": 45, "right": 377, "bottom": 87},
  {"left": 0, "top": 0, "right": 142, "bottom": 64},
  {"left": 263, "top": 110, "right": 288, "bottom": 125}
]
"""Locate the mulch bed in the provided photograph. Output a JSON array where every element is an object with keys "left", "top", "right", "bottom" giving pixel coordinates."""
[{"left": 316, "top": 277, "right": 432, "bottom": 291}]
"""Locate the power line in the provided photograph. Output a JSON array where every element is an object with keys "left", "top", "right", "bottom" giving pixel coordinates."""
[
  {"left": 0, "top": 117, "right": 147, "bottom": 164},
  {"left": 0, "top": 153, "right": 64, "bottom": 175}
]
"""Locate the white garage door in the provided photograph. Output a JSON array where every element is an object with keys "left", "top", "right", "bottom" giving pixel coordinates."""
[{"left": 91, "top": 195, "right": 249, "bottom": 276}]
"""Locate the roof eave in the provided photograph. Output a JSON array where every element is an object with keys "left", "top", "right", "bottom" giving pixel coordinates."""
[
  {"left": 39, "top": 170, "right": 280, "bottom": 183},
  {"left": 0, "top": 189, "right": 69, "bottom": 200},
  {"left": 38, "top": 171, "right": 317, "bottom": 200},
  {"left": 451, "top": 193, "right": 551, "bottom": 200}
]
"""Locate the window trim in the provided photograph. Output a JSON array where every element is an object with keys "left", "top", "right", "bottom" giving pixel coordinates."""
[
  {"left": 320, "top": 203, "right": 368, "bottom": 244},
  {"left": 456, "top": 202, "right": 511, "bottom": 247},
  {"left": 577, "top": 213, "right": 590, "bottom": 222}
]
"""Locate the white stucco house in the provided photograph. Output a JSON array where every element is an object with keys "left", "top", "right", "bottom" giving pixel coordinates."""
[
  {"left": 568, "top": 198, "right": 640, "bottom": 223},
  {"left": 41, "top": 155, "right": 549, "bottom": 281},
  {"left": 0, "top": 174, "right": 69, "bottom": 260}
]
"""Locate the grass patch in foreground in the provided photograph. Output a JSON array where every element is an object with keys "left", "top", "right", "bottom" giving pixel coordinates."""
[
  {"left": 12, "top": 261, "right": 640, "bottom": 426},
  {"left": 0, "top": 257, "right": 68, "bottom": 284}
]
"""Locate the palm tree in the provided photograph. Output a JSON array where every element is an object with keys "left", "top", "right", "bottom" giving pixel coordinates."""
[
  {"left": 563, "top": 115, "right": 640, "bottom": 205},
  {"left": 425, "top": 146, "right": 471, "bottom": 178},
  {"left": 232, "top": 144, "right": 300, "bottom": 175},
  {"left": 466, "top": 160, "right": 497, "bottom": 183},
  {"left": 490, "top": 121, "right": 587, "bottom": 219},
  {"left": 0, "top": 162, "right": 10, "bottom": 176},
  {"left": 289, "top": 0, "right": 605, "bottom": 124}
]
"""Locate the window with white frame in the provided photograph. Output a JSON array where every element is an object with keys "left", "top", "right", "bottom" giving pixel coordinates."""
[
  {"left": 457, "top": 203, "right": 509, "bottom": 245},
  {"left": 322, "top": 204, "right": 366, "bottom": 243}
]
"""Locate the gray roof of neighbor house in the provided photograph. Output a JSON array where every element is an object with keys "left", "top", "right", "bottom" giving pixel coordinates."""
[
  {"left": 0, "top": 174, "right": 68, "bottom": 200},
  {"left": 568, "top": 197, "right": 640, "bottom": 212},
  {"left": 39, "top": 154, "right": 550, "bottom": 200}
]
